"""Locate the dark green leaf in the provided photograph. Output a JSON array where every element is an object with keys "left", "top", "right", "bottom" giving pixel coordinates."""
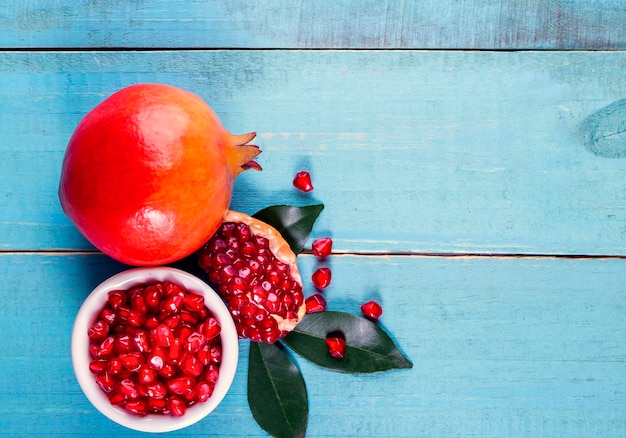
[
  {"left": 248, "top": 342, "right": 308, "bottom": 438},
  {"left": 282, "top": 311, "right": 413, "bottom": 374},
  {"left": 253, "top": 204, "right": 324, "bottom": 254}
]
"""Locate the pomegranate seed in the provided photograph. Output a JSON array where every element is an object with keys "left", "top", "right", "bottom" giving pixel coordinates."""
[
  {"left": 87, "top": 320, "right": 109, "bottom": 342},
  {"left": 204, "top": 364, "right": 220, "bottom": 384},
  {"left": 114, "top": 334, "right": 133, "bottom": 353},
  {"left": 144, "top": 381, "right": 168, "bottom": 399},
  {"left": 311, "top": 267, "right": 332, "bottom": 290},
  {"left": 305, "top": 293, "right": 327, "bottom": 313},
  {"left": 185, "top": 332, "right": 206, "bottom": 353},
  {"left": 311, "top": 237, "right": 333, "bottom": 258},
  {"left": 144, "top": 285, "right": 161, "bottom": 309},
  {"left": 96, "top": 371, "right": 115, "bottom": 393},
  {"left": 160, "top": 294, "right": 183, "bottom": 314},
  {"left": 89, "top": 360, "right": 108, "bottom": 374},
  {"left": 97, "top": 336, "right": 116, "bottom": 358},
  {"left": 108, "top": 290, "right": 126, "bottom": 310},
  {"left": 119, "top": 352, "right": 144, "bottom": 372},
  {"left": 148, "top": 397, "right": 168, "bottom": 413},
  {"left": 117, "top": 378, "right": 139, "bottom": 399},
  {"left": 107, "top": 357, "right": 124, "bottom": 375},
  {"left": 144, "top": 315, "right": 160, "bottom": 329},
  {"left": 196, "top": 343, "right": 211, "bottom": 366},
  {"left": 179, "top": 310, "right": 199, "bottom": 325},
  {"left": 124, "top": 399, "right": 148, "bottom": 416},
  {"left": 168, "top": 396, "right": 186, "bottom": 417},
  {"left": 164, "top": 282, "right": 184, "bottom": 297},
  {"left": 325, "top": 337, "right": 346, "bottom": 359},
  {"left": 177, "top": 324, "right": 195, "bottom": 344},
  {"left": 164, "top": 314, "right": 182, "bottom": 329},
  {"left": 293, "top": 170, "right": 313, "bottom": 192},
  {"left": 199, "top": 317, "right": 221, "bottom": 341},
  {"left": 99, "top": 308, "right": 116, "bottom": 325},
  {"left": 180, "top": 354, "right": 204, "bottom": 377},
  {"left": 108, "top": 390, "right": 125, "bottom": 405},
  {"left": 209, "top": 345, "right": 222, "bottom": 364},
  {"left": 147, "top": 347, "right": 166, "bottom": 370},
  {"left": 158, "top": 363, "right": 176, "bottom": 379},
  {"left": 182, "top": 293, "right": 205, "bottom": 313},
  {"left": 132, "top": 330, "right": 150, "bottom": 353},
  {"left": 167, "top": 377, "right": 196, "bottom": 395},
  {"left": 116, "top": 306, "right": 130, "bottom": 322},
  {"left": 152, "top": 324, "right": 174, "bottom": 347},
  {"left": 137, "top": 364, "right": 157, "bottom": 384},
  {"left": 131, "top": 293, "right": 148, "bottom": 314},
  {"left": 361, "top": 300, "right": 383, "bottom": 320},
  {"left": 168, "top": 338, "right": 183, "bottom": 363},
  {"left": 196, "top": 382, "right": 214, "bottom": 402}
]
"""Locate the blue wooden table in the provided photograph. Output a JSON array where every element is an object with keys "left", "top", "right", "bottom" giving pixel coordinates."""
[{"left": 2, "top": 1, "right": 626, "bottom": 436}]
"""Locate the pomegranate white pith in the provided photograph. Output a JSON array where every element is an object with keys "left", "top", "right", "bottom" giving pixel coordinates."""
[{"left": 199, "top": 210, "right": 306, "bottom": 343}]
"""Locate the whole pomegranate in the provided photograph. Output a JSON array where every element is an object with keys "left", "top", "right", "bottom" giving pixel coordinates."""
[
  {"left": 58, "top": 84, "right": 261, "bottom": 266},
  {"left": 198, "top": 210, "right": 306, "bottom": 343}
]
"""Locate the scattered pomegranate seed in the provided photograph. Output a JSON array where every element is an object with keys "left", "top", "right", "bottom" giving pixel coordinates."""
[
  {"left": 87, "top": 281, "right": 222, "bottom": 417},
  {"left": 292, "top": 170, "right": 314, "bottom": 192},
  {"left": 361, "top": 300, "right": 383, "bottom": 320},
  {"left": 311, "top": 267, "right": 332, "bottom": 290},
  {"left": 325, "top": 337, "right": 346, "bottom": 359},
  {"left": 305, "top": 293, "right": 327, "bottom": 313},
  {"left": 311, "top": 237, "right": 333, "bottom": 258}
]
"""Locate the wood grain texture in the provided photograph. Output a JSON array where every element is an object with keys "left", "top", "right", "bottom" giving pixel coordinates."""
[
  {"left": 1, "top": 50, "right": 626, "bottom": 255},
  {"left": 0, "top": 0, "right": 624, "bottom": 50},
  {"left": 1, "top": 253, "right": 625, "bottom": 437}
]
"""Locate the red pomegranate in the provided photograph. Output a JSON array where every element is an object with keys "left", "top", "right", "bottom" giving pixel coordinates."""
[{"left": 58, "top": 84, "right": 261, "bottom": 266}]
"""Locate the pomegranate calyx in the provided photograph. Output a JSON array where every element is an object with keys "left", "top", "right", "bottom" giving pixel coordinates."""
[{"left": 229, "top": 132, "right": 263, "bottom": 175}]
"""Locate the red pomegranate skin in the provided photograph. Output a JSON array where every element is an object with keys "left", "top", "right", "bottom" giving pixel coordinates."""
[{"left": 58, "top": 84, "right": 259, "bottom": 266}]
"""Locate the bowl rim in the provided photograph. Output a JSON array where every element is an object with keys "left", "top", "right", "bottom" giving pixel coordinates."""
[{"left": 71, "top": 266, "right": 239, "bottom": 433}]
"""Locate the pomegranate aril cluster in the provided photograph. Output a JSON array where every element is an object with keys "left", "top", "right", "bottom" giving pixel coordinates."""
[
  {"left": 87, "top": 282, "right": 222, "bottom": 417},
  {"left": 199, "top": 222, "right": 304, "bottom": 343}
]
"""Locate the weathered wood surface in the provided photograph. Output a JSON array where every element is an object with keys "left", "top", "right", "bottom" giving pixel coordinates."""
[
  {"left": 2, "top": 50, "right": 626, "bottom": 255},
  {"left": 2, "top": 0, "right": 626, "bottom": 437},
  {"left": 2, "top": 253, "right": 625, "bottom": 437},
  {"left": 1, "top": 0, "right": 625, "bottom": 50}
]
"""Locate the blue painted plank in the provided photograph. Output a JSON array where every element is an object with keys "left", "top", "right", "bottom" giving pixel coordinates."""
[
  {"left": 0, "top": 0, "right": 624, "bottom": 50},
  {"left": 1, "top": 253, "right": 625, "bottom": 437},
  {"left": 1, "top": 51, "right": 626, "bottom": 256}
]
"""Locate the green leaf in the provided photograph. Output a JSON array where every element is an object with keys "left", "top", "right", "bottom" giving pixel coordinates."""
[
  {"left": 253, "top": 204, "right": 324, "bottom": 255},
  {"left": 248, "top": 342, "right": 308, "bottom": 438},
  {"left": 282, "top": 311, "right": 413, "bottom": 374}
]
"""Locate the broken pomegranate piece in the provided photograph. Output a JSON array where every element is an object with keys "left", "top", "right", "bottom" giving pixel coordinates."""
[
  {"left": 87, "top": 281, "right": 222, "bottom": 417},
  {"left": 198, "top": 210, "right": 306, "bottom": 344}
]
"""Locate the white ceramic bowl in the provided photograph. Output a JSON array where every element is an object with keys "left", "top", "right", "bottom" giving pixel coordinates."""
[{"left": 71, "top": 267, "right": 239, "bottom": 433}]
